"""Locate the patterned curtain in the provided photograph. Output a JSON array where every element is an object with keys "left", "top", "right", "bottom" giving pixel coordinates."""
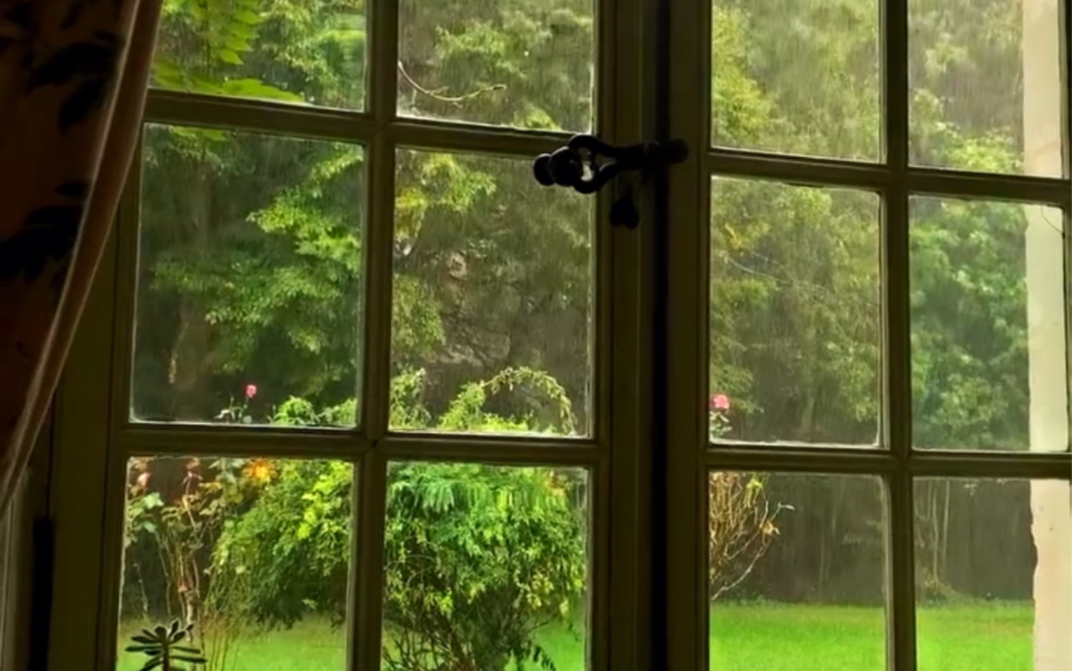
[{"left": 0, "top": 0, "right": 162, "bottom": 514}]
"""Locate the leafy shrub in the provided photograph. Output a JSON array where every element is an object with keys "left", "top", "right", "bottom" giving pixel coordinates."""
[
  {"left": 213, "top": 461, "right": 586, "bottom": 671},
  {"left": 383, "top": 462, "right": 586, "bottom": 671},
  {"left": 207, "top": 370, "right": 586, "bottom": 671},
  {"left": 212, "top": 460, "right": 353, "bottom": 627}
]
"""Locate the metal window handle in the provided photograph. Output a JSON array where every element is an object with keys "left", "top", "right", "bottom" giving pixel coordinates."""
[{"left": 532, "top": 134, "right": 689, "bottom": 195}]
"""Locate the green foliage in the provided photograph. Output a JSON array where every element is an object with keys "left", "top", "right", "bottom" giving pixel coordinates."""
[
  {"left": 382, "top": 462, "right": 585, "bottom": 671},
  {"left": 436, "top": 367, "right": 577, "bottom": 434},
  {"left": 909, "top": 198, "right": 1030, "bottom": 449},
  {"left": 272, "top": 397, "right": 357, "bottom": 426},
  {"left": 211, "top": 460, "right": 353, "bottom": 628},
  {"left": 198, "top": 378, "right": 585, "bottom": 671},
  {"left": 139, "top": 0, "right": 1038, "bottom": 448},
  {"left": 136, "top": 373, "right": 588, "bottom": 665},
  {"left": 126, "top": 490, "right": 164, "bottom": 549}
]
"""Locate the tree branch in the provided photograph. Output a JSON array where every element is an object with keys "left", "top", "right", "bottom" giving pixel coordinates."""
[{"left": 397, "top": 60, "right": 506, "bottom": 107}]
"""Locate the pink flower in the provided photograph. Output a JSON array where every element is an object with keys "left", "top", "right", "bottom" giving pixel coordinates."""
[
  {"left": 245, "top": 383, "right": 258, "bottom": 399},
  {"left": 136, "top": 472, "right": 150, "bottom": 489},
  {"left": 709, "top": 393, "right": 730, "bottom": 411}
]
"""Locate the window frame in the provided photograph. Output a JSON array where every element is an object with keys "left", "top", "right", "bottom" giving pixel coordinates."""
[
  {"left": 663, "top": 0, "right": 1072, "bottom": 669},
  {"left": 43, "top": 0, "right": 1073, "bottom": 670},
  {"left": 45, "top": 0, "right": 658, "bottom": 669}
]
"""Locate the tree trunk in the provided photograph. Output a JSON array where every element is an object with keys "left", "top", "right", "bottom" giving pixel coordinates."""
[{"left": 169, "top": 164, "right": 214, "bottom": 421}]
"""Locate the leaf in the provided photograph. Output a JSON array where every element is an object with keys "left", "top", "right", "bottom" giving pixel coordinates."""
[
  {"left": 93, "top": 30, "right": 121, "bottom": 45},
  {"left": 0, "top": 204, "right": 82, "bottom": 282},
  {"left": 218, "top": 78, "right": 302, "bottom": 102},
  {"left": 233, "top": 8, "right": 260, "bottom": 24},
  {"left": 223, "top": 35, "right": 253, "bottom": 53},
  {"left": 217, "top": 48, "right": 243, "bottom": 65},
  {"left": 6, "top": 3, "right": 34, "bottom": 31},
  {"left": 59, "top": 76, "right": 110, "bottom": 133},
  {"left": 137, "top": 659, "right": 164, "bottom": 671},
  {"left": 171, "top": 645, "right": 201, "bottom": 653},
  {"left": 61, "top": 0, "right": 87, "bottom": 29},
  {"left": 124, "top": 644, "right": 159, "bottom": 653},
  {"left": 55, "top": 180, "right": 90, "bottom": 199},
  {"left": 25, "top": 41, "right": 117, "bottom": 92},
  {"left": 172, "top": 655, "right": 209, "bottom": 664}
]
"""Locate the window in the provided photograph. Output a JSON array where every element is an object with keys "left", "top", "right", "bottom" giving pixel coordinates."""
[
  {"left": 49, "top": 2, "right": 634, "bottom": 671},
  {"left": 666, "top": 0, "right": 1071, "bottom": 669},
  {"left": 47, "top": 0, "right": 1069, "bottom": 670}
]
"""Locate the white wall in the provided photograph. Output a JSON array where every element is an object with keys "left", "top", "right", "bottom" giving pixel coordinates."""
[{"left": 1023, "top": 0, "right": 1071, "bottom": 667}]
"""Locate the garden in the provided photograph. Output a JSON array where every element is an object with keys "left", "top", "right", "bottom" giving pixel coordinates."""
[{"left": 118, "top": 391, "right": 1045, "bottom": 671}]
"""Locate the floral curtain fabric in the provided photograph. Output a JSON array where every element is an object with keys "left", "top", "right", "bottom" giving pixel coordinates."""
[{"left": 0, "top": 0, "right": 162, "bottom": 514}]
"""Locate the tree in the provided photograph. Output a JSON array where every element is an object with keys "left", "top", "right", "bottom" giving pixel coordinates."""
[{"left": 142, "top": 0, "right": 1037, "bottom": 451}]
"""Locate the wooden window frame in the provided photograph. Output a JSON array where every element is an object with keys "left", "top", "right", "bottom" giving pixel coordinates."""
[{"left": 663, "top": 0, "right": 1072, "bottom": 669}]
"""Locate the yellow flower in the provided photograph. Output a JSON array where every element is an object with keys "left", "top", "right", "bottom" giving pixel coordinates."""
[{"left": 243, "top": 459, "right": 275, "bottom": 484}]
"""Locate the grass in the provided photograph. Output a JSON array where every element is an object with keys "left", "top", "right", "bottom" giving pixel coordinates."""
[
  {"left": 118, "top": 602, "right": 1034, "bottom": 671},
  {"left": 709, "top": 602, "right": 1034, "bottom": 671}
]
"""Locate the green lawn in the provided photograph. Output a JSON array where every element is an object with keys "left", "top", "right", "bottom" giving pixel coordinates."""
[
  {"left": 118, "top": 603, "right": 1033, "bottom": 671},
  {"left": 709, "top": 602, "right": 1034, "bottom": 671}
]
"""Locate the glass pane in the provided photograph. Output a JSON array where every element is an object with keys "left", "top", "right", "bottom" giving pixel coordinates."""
[
  {"left": 709, "top": 178, "right": 880, "bottom": 445},
  {"left": 397, "top": 0, "right": 593, "bottom": 130},
  {"left": 909, "top": 0, "right": 1064, "bottom": 177},
  {"left": 910, "top": 197, "right": 1068, "bottom": 451},
  {"left": 153, "top": 0, "right": 366, "bottom": 109},
  {"left": 390, "top": 151, "right": 593, "bottom": 436},
  {"left": 915, "top": 478, "right": 1071, "bottom": 670},
  {"left": 710, "top": 0, "right": 880, "bottom": 160},
  {"left": 708, "top": 473, "right": 887, "bottom": 670},
  {"left": 118, "top": 456, "right": 353, "bottom": 671},
  {"left": 382, "top": 462, "right": 589, "bottom": 671},
  {"left": 133, "top": 126, "right": 365, "bottom": 426}
]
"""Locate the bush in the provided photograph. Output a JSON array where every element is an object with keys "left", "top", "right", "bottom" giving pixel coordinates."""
[
  {"left": 212, "top": 460, "right": 353, "bottom": 627},
  {"left": 383, "top": 462, "right": 586, "bottom": 671},
  {"left": 214, "top": 461, "right": 586, "bottom": 671},
  {"left": 127, "top": 369, "right": 586, "bottom": 669}
]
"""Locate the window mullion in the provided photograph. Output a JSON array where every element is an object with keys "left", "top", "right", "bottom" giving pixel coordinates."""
[
  {"left": 350, "top": 450, "right": 388, "bottom": 671},
  {"left": 886, "top": 466, "right": 917, "bottom": 671},
  {"left": 882, "top": 0, "right": 915, "bottom": 665},
  {"left": 143, "top": 91, "right": 377, "bottom": 142},
  {"left": 359, "top": 133, "right": 396, "bottom": 439},
  {"left": 885, "top": 184, "right": 918, "bottom": 671},
  {"left": 351, "top": 0, "right": 399, "bottom": 662},
  {"left": 664, "top": 0, "right": 710, "bottom": 667},
  {"left": 114, "top": 426, "right": 369, "bottom": 459},
  {"left": 369, "top": 0, "right": 399, "bottom": 126}
]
